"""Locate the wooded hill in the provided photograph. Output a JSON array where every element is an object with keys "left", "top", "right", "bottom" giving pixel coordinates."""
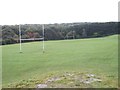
[{"left": 1, "top": 22, "right": 119, "bottom": 45}]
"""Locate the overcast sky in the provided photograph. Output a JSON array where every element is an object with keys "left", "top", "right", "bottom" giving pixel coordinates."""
[{"left": 0, "top": 0, "right": 119, "bottom": 25}]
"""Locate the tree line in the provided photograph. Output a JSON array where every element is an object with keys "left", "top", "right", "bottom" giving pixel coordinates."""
[{"left": 1, "top": 22, "right": 119, "bottom": 45}]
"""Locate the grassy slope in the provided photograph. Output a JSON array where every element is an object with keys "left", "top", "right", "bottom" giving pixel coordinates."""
[{"left": 2, "top": 35, "right": 118, "bottom": 87}]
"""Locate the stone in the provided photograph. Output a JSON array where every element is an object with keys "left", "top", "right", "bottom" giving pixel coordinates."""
[{"left": 37, "top": 84, "right": 47, "bottom": 88}]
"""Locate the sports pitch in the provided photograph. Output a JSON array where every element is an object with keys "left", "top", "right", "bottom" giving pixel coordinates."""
[{"left": 2, "top": 35, "right": 118, "bottom": 88}]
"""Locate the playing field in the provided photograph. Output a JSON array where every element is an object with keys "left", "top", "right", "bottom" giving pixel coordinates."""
[{"left": 2, "top": 35, "right": 118, "bottom": 88}]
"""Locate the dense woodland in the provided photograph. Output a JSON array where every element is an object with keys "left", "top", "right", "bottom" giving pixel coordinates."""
[{"left": 1, "top": 22, "right": 119, "bottom": 45}]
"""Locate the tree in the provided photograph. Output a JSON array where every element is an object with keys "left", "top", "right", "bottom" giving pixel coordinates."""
[{"left": 82, "top": 29, "right": 87, "bottom": 38}]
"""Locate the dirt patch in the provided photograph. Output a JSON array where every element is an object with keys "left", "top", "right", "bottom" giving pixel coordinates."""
[
  {"left": 6, "top": 71, "right": 117, "bottom": 88},
  {"left": 36, "top": 72, "right": 102, "bottom": 88},
  {"left": 36, "top": 84, "right": 47, "bottom": 88}
]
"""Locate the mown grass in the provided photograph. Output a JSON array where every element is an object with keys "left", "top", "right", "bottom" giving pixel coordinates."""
[{"left": 2, "top": 35, "right": 118, "bottom": 88}]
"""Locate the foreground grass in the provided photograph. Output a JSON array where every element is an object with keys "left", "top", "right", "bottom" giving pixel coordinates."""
[
  {"left": 2, "top": 35, "right": 118, "bottom": 88},
  {"left": 0, "top": 46, "right": 2, "bottom": 89}
]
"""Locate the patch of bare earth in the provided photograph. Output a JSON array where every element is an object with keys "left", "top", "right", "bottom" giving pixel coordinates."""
[{"left": 36, "top": 72, "right": 102, "bottom": 88}]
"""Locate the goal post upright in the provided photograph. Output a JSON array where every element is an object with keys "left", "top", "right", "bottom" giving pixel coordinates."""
[
  {"left": 42, "top": 24, "right": 45, "bottom": 53},
  {"left": 19, "top": 24, "right": 22, "bottom": 53}
]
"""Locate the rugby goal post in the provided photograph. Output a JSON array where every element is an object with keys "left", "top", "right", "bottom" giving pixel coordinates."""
[{"left": 19, "top": 24, "right": 45, "bottom": 53}]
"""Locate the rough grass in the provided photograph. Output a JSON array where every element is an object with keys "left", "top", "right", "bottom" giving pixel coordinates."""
[{"left": 2, "top": 35, "right": 118, "bottom": 88}]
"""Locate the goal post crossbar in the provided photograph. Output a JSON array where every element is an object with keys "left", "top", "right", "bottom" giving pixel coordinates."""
[{"left": 21, "top": 38, "right": 44, "bottom": 41}]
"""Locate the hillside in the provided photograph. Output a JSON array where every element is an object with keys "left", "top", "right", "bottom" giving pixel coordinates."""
[{"left": 1, "top": 22, "right": 118, "bottom": 45}]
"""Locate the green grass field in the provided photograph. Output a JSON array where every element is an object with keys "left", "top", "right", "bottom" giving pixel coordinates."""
[{"left": 2, "top": 35, "right": 118, "bottom": 88}]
